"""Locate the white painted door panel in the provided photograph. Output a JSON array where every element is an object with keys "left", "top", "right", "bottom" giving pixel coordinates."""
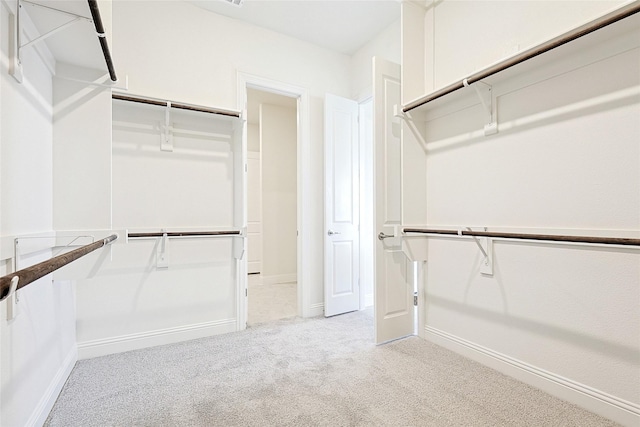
[
  {"left": 324, "top": 94, "right": 360, "bottom": 317},
  {"left": 374, "top": 57, "right": 414, "bottom": 344}
]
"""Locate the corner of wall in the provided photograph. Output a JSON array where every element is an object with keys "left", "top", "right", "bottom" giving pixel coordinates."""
[{"left": 28, "top": 346, "right": 77, "bottom": 427}]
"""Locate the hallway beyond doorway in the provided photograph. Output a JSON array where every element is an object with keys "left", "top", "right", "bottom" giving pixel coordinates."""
[{"left": 247, "top": 274, "right": 297, "bottom": 325}]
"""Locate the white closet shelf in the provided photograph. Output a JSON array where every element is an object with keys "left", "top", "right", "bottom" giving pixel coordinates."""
[
  {"left": 403, "top": 1, "right": 640, "bottom": 114},
  {"left": 12, "top": 0, "right": 116, "bottom": 82}
]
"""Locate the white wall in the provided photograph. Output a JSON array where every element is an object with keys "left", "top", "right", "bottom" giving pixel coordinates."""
[
  {"left": 402, "top": 1, "right": 639, "bottom": 425},
  {"left": 71, "top": 95, "right": 242, "bottom": 358},
  {"left": 430, "top": 0, "right": 629, "bottom": 90},
  {"left": 53, "top": 64, "right": 112, "bottom": 231},
  {"left": 111, "top": 102, "right": 236, "bottom": 229},
  {"left": 0, "top": 7, "right": 53, "bottom": 235},
  {"left": 0, "top": 1, "right": 77, "bottom": 425},
  {"left": 247, "top": 123, "right": 260, "bottom": 152},
  {"left": 260, "top": 104, "right": 297, "bottom": 282},
  {"left": 111, "top": 0, "right": 351, "bottom": 316},
  {"left": 113, "top": 2, "right": 351, "bottom": 109},
  {"left": 351, "top": 19, "right": 401, "bottom": 101}
]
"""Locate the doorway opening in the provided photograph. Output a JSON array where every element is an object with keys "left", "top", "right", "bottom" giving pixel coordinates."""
[
  {"left": 238, "top": 73, "right": 376, "bottom": 331},
  {"left": 237, "top": 73, "right": 313, "bottom": 329},
  {"left": 245, "top": 88, "right": 298, "bottom": 326}
]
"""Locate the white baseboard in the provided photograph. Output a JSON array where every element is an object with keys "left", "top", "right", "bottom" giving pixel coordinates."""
[
  {"left": 308, "top": 302, "right": 324, "bottom": 317},
  {"left": 28, "top": 346, "right": 77, "bottom": 427},
  {"left": 424, "top": 326, "right": 640, "bottom": 427},
  {"left": 78, "top": 318, "right": 237, "bottom": 359},
  {"left": 260, "top": 273, "right": 297, "bottom": 285}
]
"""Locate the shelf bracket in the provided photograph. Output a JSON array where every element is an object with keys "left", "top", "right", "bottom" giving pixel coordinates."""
[
  {"left": 161, "top": 103, "right": 174, "bottom": 152},
  {"left": 10, "top": 1, "right": 23, "bottom": 82},
  {"left": 56, "top": 73, "right": 129, "bottom": 91},
  {"left": 20, "top": 16, "right": 84, "bottom": 50},
  {"left": 233, "top": 235, "right": 245, "bottom": 261},
  {"left": 393, "top": 105, "right": 428, "bottom": 153},
  {"left": 156, "top": 232, "right": 169, "bottom": 269},
  {"left": 11, "top": 0, "right": 94, "bottom": 84},
  {"left": 464, "top": 227, "right": 493, "bottom": 276},
  {"left": 462, "top": 79, "right": 497, "bottom": 136},
  {"left": 22, "top": 0, "right": 94, "bottom": 23},
  {"left": 6, "top": 277, "right": 20, "bottom": 321}
]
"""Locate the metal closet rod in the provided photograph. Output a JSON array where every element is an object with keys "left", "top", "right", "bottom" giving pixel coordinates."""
[
  {"left": 112, "top": 93, "right": 242, "bottom": 118},
  {"left": 403, "top": 228, "right": 640, "bottom": 247},
  {"left": 0, "top": 234, "right": 118, "bottom": 301},
  {"left": 87, "top": 0, "right": 117, "bottom": 82},
  {"left": 128, "top": 231, "right": 242, "bottom": 238},
  {"left": 403, "top": 1, "right": 640, "bottom": 113}
]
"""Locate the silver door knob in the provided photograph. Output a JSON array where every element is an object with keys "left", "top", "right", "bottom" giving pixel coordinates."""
[
  {"left": 378, "top": 232, "right": 394, "bottom": 240},
  {"left": 328, "top": 230, "right": 341, "bottom": 236}
]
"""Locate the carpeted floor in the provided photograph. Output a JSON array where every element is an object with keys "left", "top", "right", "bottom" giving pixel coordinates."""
[
  {"left": 45, "top": 311, "right": 618, "bottom": 426},
  {"left": 247, "top": 276, "right": 297, "bottom": 325}
]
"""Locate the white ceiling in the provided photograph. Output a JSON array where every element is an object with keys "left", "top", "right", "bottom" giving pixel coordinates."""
[{"left": 187, "top": 0, "right": 401, "bottom": 55}]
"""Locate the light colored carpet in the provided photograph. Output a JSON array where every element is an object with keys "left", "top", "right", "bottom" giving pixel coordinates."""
[
  {"left": 247, "top": 277, "right": 297, "bottom": 325},
  {"left": 45, "top": 311, "right": 618, "bottom": 426}
]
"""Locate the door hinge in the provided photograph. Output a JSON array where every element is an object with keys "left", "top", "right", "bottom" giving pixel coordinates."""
[{"left": 413, "top": 291, "right": 418, "bottom": 306}]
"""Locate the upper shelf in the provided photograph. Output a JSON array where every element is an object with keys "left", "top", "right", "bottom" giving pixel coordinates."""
[
  {"left": 403, "top": 1, "right": 640, "bottom": 114},
  {"left": 16, "top": 0, "right": 116, "bottom": 81}
]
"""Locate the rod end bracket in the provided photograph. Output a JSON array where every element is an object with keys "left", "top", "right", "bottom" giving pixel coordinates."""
[{"left": 6, "top": 276, "right": 20, "bottom": 320}]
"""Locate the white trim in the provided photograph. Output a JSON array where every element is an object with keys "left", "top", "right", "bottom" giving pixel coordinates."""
[
  {"left": 77, "top": 318, "right": 237, "bottom": 359},
  {"left": 364, "top": 293, "right": 374, "bottom": 308},
  {"left": 424, "top": 325, "right": 640, "bottom": 426},
  {"left": 27, "top": 346, "right": 77, "bottom": 427},
  {"left": 358, "top": 96, "right": 374, "bottom": 311},
  {"left": 259, "top": 273, "right": 297, "bottom": 285},
  {"left": 309, "top": 302, "right": 324, "bottom": 317},
  {"left": 237, "top": 72, "right": 311, "bottom": 318},
  {"left": 246, "top": 150, "right": 262, "bottom": 275}
]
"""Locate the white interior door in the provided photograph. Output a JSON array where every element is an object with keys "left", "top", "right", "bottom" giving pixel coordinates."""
[
  {"left": 324, "top": 94, "right": 360, "bottom": 317},
  {"left": 374, "top": 57, "right": 414, "bottom": 344}
]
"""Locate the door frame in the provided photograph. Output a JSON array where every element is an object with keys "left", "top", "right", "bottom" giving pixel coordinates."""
[
  {"left": 246, "top": 150, "right": 262, "bottom": 275},
  {"left": 358, "top": 96, "right": 374, "bottom": 310},
  {"left": 237, "top": 72, "right": 312, "bottom": 326}
]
